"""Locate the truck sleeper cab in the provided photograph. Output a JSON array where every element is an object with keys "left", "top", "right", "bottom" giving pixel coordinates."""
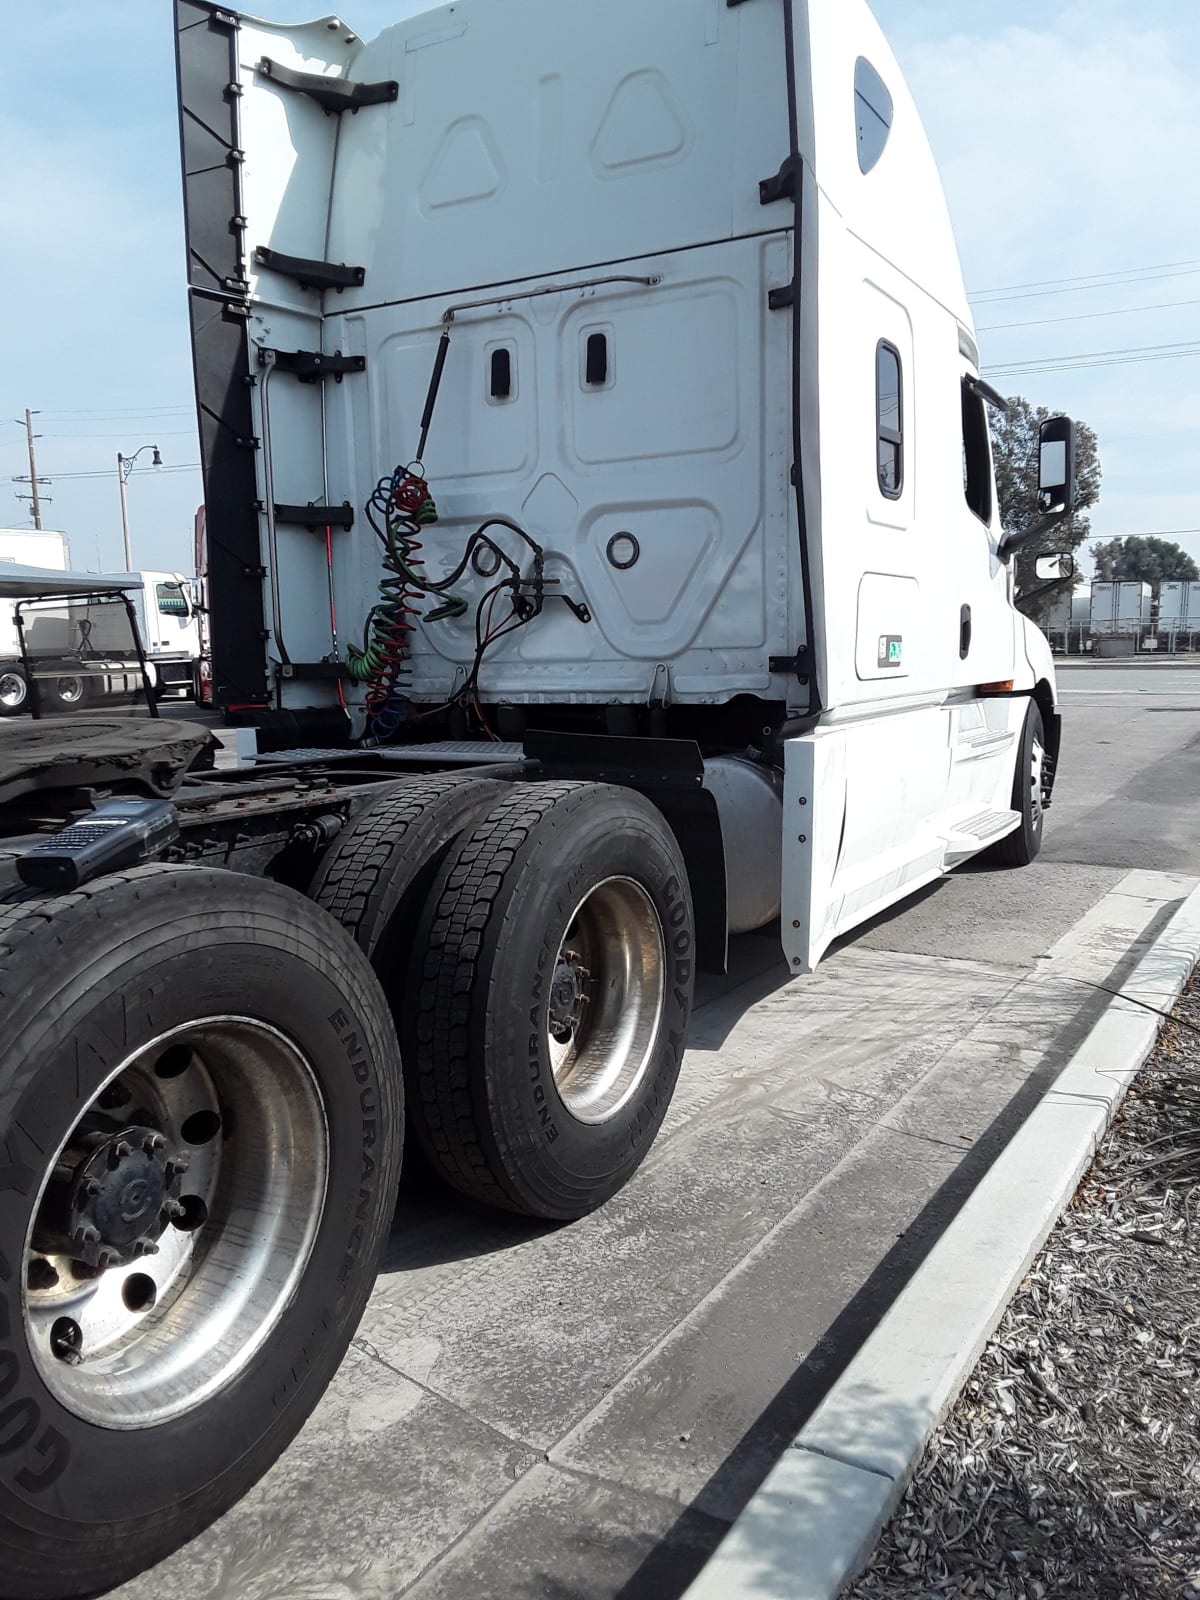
[{"left": 0, "top": 3, "right": 1074, "bottom": 1593}]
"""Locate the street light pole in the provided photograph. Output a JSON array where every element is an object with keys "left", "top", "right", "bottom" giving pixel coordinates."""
[
  {"left": 117, "top": 456, "right": 132, "bottom": 569},
  {"left": 116, "top": 445, "right": 163, "bottom": 571}
]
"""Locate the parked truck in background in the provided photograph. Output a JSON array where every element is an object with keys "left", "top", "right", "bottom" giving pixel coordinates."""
[
  {"left": 0, "top": 565, "right": 197, "bottom": 715},
  {"left": 112, "top": 569, "right": 201, "bottom": 700},
  {"left": 0, "top": 2, "right": 1080, "bottom": 1593}
]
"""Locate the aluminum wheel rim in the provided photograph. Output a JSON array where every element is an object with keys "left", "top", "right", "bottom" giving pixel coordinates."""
[
  {"left": 547, "top": 876, "right": 666, "bottom": 1126},
  {"left": 52, "top": 675, "right": 85, "bottom": 705},
  {"left": 1031, "top": 735, "right": 1046, "bottom": 825},
  {"left": 0, "top": 672, "right": 26, "bottom": 709},
  {"left": 22, "top": 1018, "right": 328, "bottom": 1430}
]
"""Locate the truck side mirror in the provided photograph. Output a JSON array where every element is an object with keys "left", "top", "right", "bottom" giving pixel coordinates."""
[
  {"left": 1035, "top": 553, "right": 1075, "bottom": 582},
  {"left": 1038, "top": 417, "right": 1076, "bottom": 517}
]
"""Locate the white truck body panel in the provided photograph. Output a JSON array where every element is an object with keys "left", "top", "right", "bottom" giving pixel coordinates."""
[
  {"left": 118, "top": 571, "right": 201, "bottom": 665},
  {"left": 0, "top": 530, "right": 69, "bottom": 574},
  {"left": 180, "top": 0, "right": 1057, "bottom": 967}
]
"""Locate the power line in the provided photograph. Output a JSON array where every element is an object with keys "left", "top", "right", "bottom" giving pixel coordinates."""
[
  {"left": 972, "top": 267, "right": 1200, "bottom": 307},
  {"left": 976, "top": 296, "right": 1200, "bottom": 333},
  {"left": 970, "top": 258, "right": 1200, "bottom": 297},
  {"left": 988, "top": 339, "right": 1200, "bottom": 377},
  {"left": 993, "top": 337, "right": 1200, "bottom": 365},
  {"left": 38, "top": 428, "right": 198, "bottom": 441},
  {"left": 24, "top": 464, "right": 202, "bottom": 482},
  {"left": 43, "top": 406, "right": 194, "bottom": 419},
  {"left": 990, "top": 352, "right": 1200, "bottom": 376}
]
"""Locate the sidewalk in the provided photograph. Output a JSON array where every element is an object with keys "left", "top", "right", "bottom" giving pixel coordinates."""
[{"left": 683, "top": 882, "right": 1200, "bottom": 1600}]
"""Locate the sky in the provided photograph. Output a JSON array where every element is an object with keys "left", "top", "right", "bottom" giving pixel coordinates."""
[{"left": 1, "top": 0, "right": 1197, "bottom": 575}]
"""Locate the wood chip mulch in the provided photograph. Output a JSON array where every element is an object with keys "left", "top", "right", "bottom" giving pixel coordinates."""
[{"left": 848, "top": 975, "right": 1200, "bottom": 1600}]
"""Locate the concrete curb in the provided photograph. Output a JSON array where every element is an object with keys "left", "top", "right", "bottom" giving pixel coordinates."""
[{"left": 683, "top": 883, "right": 1200, "bottom": 1600}]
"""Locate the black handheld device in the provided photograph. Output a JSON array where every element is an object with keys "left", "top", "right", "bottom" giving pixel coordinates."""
[{"left": 17, "top": 799, "right": 180, "bottom": 892}]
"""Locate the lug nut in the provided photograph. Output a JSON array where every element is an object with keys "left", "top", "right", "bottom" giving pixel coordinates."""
[
  {"left": 132, "top": 1237, "right": 160, "bottom": 1258},
  {"left": 162, "top": 1199, "right": 186, "bottom": 1222},
  {"left": 72, "top": 1224, "right": 101, "bottom": 1248},
  {"left": 79, "top": 1176, "right": 101, "bottom": 1199},
  {"left": 27, "top": 1258, "right": 60, "bottom": 1293},
  {"left": 108, "top": 1139, "right": 133, "bottom": 1169},
  {"left": 142, "top": 1133, "right": 166, "bottom": 1157},
  {"left": 95, "top": 1248, "right": 118, "bottom": 1271}
]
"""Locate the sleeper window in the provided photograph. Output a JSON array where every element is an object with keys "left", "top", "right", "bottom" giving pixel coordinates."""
[
  {"left": 876, "top": 342, "right": 903, "bottom": 499},
  {"left": 855, "top": 58, "right": 894, "bottom": 175},
  {"left": 961, "top": 382, "right": 993, "bottom": 524}
]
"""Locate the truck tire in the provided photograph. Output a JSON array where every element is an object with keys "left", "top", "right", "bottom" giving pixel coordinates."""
[
  {"left": 309, "top": 772, "right": 511, "bottom": 979},
  {"left": 0, "top": 865, "right": 402, "bottom": 1599},
  {"left": 0, "top": 669, "right": 27, "bottom": 717},
  {"left": 991, "top": 700, "right": 1047, "bottom": 867},
  {"left": 410, "top": 782, "right": 695, "bottom": 1219},
  {"left": 38, "top": 674, "right": 87, "bottom": 715}
]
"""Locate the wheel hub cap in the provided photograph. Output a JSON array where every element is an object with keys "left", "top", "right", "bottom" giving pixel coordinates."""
[
  {"left": 22, "top": 1018, "right": 328, "bottom": 1430},
  {"left": 33, "top": 1127, "right": 188, "bottom": 1270},
  {"left": 549, "top": 950, "right": 591, "bottom": 1043}
]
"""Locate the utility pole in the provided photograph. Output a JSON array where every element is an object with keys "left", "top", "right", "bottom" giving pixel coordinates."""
[{"left": 12, "top": 409, "right": 51, "bottom": 529}]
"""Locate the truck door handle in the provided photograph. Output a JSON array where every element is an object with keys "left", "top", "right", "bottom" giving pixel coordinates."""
[{"left": 960, "top": 605, "right": 972, "bottom": 659}]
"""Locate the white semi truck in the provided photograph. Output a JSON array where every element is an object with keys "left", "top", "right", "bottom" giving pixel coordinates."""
[
  {"left": 0, "top": 2, "right": 1078, "bottom": 1592},
  {"left": 0, "top": 568, "right": 197, "bottom": 716}
]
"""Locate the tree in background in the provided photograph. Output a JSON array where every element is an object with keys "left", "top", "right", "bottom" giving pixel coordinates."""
[
  {"left": 1090, "top": 536, "right": 1199, "bottom": 586},
  {"left": 990, "top": 396, "right": 1102, "bottom": 615}
]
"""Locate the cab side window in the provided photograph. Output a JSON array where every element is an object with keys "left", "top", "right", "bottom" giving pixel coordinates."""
[
  {"left": 961, "top": 382, "right": 993, "bottom": 524},
  {"left": 876, "top": 341, "right": 903, "bottom": 499}
]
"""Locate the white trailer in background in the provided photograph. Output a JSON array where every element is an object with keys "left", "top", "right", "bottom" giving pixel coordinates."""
[
  {"left": 0, "top": 2, "right": 1082, "bottom": 1591},
  {"left": 1045, "top": 580, "right": 1091, "bottom": 653},
  {"left": 1091, "top": 580, "right": 1151, "bottom": 650},
  {"left": 0, "top": 528, "right": 70, "bottom": 572},
  {"left": 1159, "top": 581, "right": 1187, "bottom": 631},
  {"left": 1159, "top": 581, "right": 1200, "bottom": 650}
]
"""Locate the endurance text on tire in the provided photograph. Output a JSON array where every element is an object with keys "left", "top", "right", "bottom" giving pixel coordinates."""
[{"left": 0, "top": 865, "right": 402, "bottom": 1600}]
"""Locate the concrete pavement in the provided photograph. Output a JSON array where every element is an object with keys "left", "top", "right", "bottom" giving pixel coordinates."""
[{"left": 111, "top": 664, "right": 1200, "bottom": 1600}]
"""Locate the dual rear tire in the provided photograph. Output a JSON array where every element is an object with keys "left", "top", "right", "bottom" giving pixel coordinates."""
[
  {"left": 0, "top": 780, "right": 695, "bottom": 1595},
  {"left": 313, "top": 778, "right": 696, "bottom": 1220}
]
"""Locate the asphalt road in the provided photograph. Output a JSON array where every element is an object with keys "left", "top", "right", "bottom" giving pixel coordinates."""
[
  {"left": 1049, "top": 662, "right": 1200, "bottom": 873},
  {"left": 113, "top": 664, "right": 1200, "bottom": 1600}
]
